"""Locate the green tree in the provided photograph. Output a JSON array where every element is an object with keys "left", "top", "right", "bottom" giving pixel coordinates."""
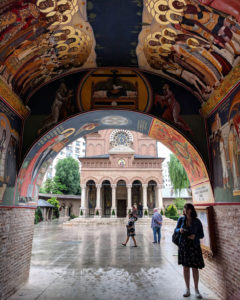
[
  {"left": 47, "top": 197, "right": 60, "bottom": 218},
  {"left": 54, "top": 157, "right": 81, "bottom": 195},
  {"left": 40, "top": 178, "right": 64, "bottom": 195},
  {"left": 174, "top": 197, "right": 186, "bottom": 211},
  {"left": 168, "top": 154, "right": 189, "bottom": 195}
]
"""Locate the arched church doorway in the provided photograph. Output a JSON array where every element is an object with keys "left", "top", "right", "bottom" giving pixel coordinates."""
[
  {"left": 87, "top": 180, "right": 96, "bottom": 216},
  {"left": 132, "top": 180, "right": 142, "bottom": 209},
  {"left": 101, "top": 180, "right": 112, "bottom": 217},
  {"left": 116, "top": 180, "right": 127, "bottom": 217}
]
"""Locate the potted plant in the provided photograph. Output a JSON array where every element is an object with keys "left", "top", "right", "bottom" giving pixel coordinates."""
[
  {"left": 144, "top": 210, "right": 148, "bottom": 216},
  {"left": 80, "top": 210, "right": 83, "bottom": 216},
  {"left": 96, "top": 210, "right": 99, "bottom": 216},
  {"left": 112, "top": 209, "right": 115, "bottom": 216}
]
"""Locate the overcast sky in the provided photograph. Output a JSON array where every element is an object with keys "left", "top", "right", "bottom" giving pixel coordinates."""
[{"left": 157, "top": 142, "right": 172, "bottom": 159}]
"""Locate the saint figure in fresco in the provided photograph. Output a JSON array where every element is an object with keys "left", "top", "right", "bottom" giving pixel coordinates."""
[
  {"left": 154, "top": 84, "right": 191, "bottom": 133},
  {"left": 0, "top": 129, "right": 7, "bottom": 182},
  {"left": 219, "top": 131, "right": 229, "bottom": 189},
  {"left": 210, "top": 131, "right": 223, "bottom": 188},
  {"left": 38, "top": 82, "right": 73, "bottom": 135},
  {"left": 228, "top": 123, "right": 240, "bottom": 191}
]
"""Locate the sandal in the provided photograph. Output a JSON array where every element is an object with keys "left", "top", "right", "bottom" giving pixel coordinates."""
[{"left": 121, "top": 243, "right": 126, "bottom": 246}]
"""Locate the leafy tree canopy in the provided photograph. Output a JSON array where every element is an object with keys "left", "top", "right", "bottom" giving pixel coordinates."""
[
  {"left": 168, "top": 154, "right": 189, "bottom": 195},
  {"left": 54, "top": 157, "right": 81, "bottom": 195},
  {"left": 40, "top": 178, "right": 64, "bottom": 194}
]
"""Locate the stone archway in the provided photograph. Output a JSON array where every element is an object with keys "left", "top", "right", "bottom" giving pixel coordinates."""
[
  {"left": 15, "top": 110, "right": 213, "bottom": 208},
  {"left": 101, "top": 180, "right": 112, "bottom": 217}
]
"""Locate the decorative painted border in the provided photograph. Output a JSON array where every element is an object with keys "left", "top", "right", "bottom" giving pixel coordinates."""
[
  {"left": 201, "top": 64, "right": 240, "bottom": 117},
  {"left": 0, "top": 78, "right": 29, "bottom": 119}
]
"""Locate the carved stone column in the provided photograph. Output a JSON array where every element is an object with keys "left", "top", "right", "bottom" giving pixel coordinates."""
[
  {"left": 157, "top": 184, "right": 163, "bottom": 209},
  {"left": 127, "top": 184, "right": 132, "bottom": 215},
  {"left": 142, "top": 184, "right": 148, "bottom": 217},
  {"left": 95, "top": 183, "right": 102, "bottom": 217},
  {"left": 111, "top": 184, "right": 117, "bottom": 218},
  {"left": 79, "top": 184, "right": 87, "bottom": 217}
]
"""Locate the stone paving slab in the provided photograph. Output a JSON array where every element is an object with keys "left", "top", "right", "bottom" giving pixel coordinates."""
[{"left": 9, "top": 221, "right": 219, "bottom": 300}]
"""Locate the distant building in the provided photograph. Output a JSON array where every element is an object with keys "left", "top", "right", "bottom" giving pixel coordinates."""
[{"left": 79, "top": 129, "right": 164, "bottom": 217}]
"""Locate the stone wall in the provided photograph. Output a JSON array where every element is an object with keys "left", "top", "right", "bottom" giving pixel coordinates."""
[
  {"left": 200, "top": 205, "right": 240, "bottom": 300},
  {"left": 0, "top": 207, "right": 35, "bottom": 300}
]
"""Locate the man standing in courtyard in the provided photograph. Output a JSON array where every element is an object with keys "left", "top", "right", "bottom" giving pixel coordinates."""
[{"left": 151, "top": 208, "right": 163, "bottom": 244}]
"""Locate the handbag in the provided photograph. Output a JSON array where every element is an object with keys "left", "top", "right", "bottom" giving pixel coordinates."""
[{"left": 172, "top": 231, "right": 180, "bottom": 246}]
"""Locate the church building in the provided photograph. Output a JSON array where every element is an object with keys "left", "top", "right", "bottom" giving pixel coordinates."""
[{"left": 79, "top": 129, "right": 164, "bottom": 217}]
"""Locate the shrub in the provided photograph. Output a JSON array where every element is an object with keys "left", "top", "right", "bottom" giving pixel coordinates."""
[
  {"left": 47, "top": 197, "right": 60, "bottom": 218},
  {"left": 165, "top": 204, "right": 178, "bottom": 220},
  {"left": 80, "top": 210, "right": 83, "bottom": 216},
  {"left": 144, "top": 210, "right": 148, "bottom": 216},
  {"left": 160, "top": 209, "right": 164, "bottom": 215},
  {"left": 112, "top": 209, "right": 115, "bottom": 216},
  {"left": 34, "top": 207, "right": 43, "bottom": 224},
  {"left": 128, "top": 209, "right": 131, "bottom": 214},
  {"left": 96, "top": 210, "right": 99, "bottom": 216},
  {"left": 70, "top": 214, "right": 77, "bottom": 219}
]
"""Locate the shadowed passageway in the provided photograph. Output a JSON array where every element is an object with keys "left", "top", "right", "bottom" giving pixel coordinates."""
[{"left": 10, "top": 221, "right": 218, "bottom": 300}]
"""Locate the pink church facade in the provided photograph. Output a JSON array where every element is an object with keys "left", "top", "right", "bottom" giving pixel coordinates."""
[{"left": 79, "top": 129, "right": 164, "bottom": 217}]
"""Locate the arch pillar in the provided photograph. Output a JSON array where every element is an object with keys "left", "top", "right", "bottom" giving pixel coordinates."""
[
  {"left": 142, "top": 184, "right": 148, "bottom": 216},
  {"left": 127, "top": 184, "right": 132, "bottom": 214},
  {"left": 95, "top": 184, "right": 102, "bottom": 217},
  {"left": 79, "top": 184, "right": 87, "bottom": 217},
  {"left": 111, "top": 184, "right": 117, "bottom": 218},
  {"left": 157, "top": 184, "right": 163, "bottom": 209}
]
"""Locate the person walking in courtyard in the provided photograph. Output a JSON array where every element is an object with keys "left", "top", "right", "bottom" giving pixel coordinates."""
[
  {"left": 151, "top": 208, "right": 162, "bottom": 244},
  {"left": 174, "top": 203, "right": 205, "bottom": 299},
  {"left": 122, "top": 212, "right": 137, "bottom": 247}
]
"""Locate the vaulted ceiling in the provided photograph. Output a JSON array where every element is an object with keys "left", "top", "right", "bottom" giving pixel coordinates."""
[{"left": 0, "top": 0, "right": 239, "bottom": 103}]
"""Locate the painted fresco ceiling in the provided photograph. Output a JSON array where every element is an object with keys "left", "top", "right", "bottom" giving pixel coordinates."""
[{"left": 0, "top": 0, "right": 239, "bottom": 104}]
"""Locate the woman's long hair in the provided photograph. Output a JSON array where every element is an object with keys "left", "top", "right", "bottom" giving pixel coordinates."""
[{"left": 184, "top": 203, "right": 197, "bottom": 219}]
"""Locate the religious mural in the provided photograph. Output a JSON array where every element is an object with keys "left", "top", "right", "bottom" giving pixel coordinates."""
[
  {"left": 0, "top": 0, "right": 96, "bottom": 99},
  {"left": 137, "top": 0, "right": 240, "bottom": 102},
  {"left": 0, "top": 99, "right": 21, "bottom": 205},
  {"left": 207, "top": 84, "right": 240, "bottom": 202},
  {"left": 26, "top": 68, "right": 203, "bottom": 160},
  {"left": 148, "top": 118, "right": 214, "bottom": 203},
  {"left": 77, "top": 68, "right": 152, "bottom": 111}
]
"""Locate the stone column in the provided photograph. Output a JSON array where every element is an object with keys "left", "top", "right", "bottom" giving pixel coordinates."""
[
  {"left": 111, "top": 184, "right": 117, "bottom": 218},
  {"left": 65, "top": 206, "right": 68, "bottom": 217},
  {"left": 95, "top": 184, "right": 102, "bottom": 217},
  {"left": 142, "top": 184, "right": 148, "bottom": 217},
  {"left": 79, "top": 184, "right": 87, "bottom": 217},
  {"left": 157, "top": 184, "right": 163, "bottom": 209},
  {"left": 127, "top": 184, "right": 132, "bottom": 215}
]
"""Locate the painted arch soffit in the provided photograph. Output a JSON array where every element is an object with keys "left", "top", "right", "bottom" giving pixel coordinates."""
[
  {"left": 15, "top": 110, "right": 213, "bottom": 206},
  {"left": 0, "top": 1, "right": 239, "bottom": 105}
]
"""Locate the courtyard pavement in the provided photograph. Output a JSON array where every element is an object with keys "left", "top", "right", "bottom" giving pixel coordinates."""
[{"left": 9, "top": 220, "right": 218, "bottom": 300}]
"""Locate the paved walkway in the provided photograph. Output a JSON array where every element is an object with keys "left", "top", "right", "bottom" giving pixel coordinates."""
[{"left": 10, "top": 220, "right": 218, "bottom": 300}]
